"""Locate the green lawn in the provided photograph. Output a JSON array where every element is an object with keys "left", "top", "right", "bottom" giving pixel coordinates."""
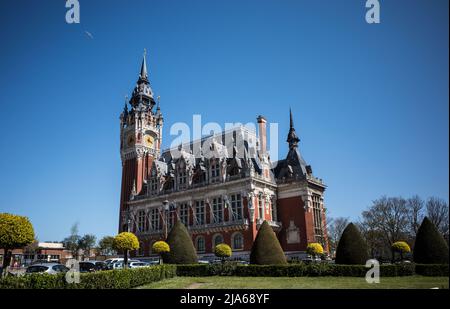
[{"left": 138, "top": 276, "right": 449, "bottom": 289}]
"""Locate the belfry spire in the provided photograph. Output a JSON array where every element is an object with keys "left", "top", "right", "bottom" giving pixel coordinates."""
[
  {"left": 287, "top": 108, "right": 300, "bottom": 149},
  {"left": 130, "top": 49, "right": 155, "bottom": 108},
  {"left": 140, "top": 49, "right": 148, "bottom": 80}
]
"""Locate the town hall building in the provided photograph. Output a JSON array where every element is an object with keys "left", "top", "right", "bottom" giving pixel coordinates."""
[{"left": 118, "top": 54, "right": 328, "bottom": 261}]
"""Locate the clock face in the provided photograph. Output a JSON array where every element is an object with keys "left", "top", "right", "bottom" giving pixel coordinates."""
[
  {"left": 144, "top": 135, "right": 154, "bottom": 147},
  {"left": 127, "top": 135, "right": 135, "bottom": 147}
]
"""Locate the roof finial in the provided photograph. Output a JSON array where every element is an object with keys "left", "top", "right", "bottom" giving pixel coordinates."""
[
  {"left": 287, "top": 108, "right": 300, "bottom": 149},
  {"left": 124, "top": 95, "right": 129, "bottom": 112},
  {"left": 140, "top": 49, "right": 148, "bottom": 79},
  {"left": 289, "top": 107, "right": 294, "bottom": 129}
]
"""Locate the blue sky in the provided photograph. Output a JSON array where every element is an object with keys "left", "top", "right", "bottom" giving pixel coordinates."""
[{"left": 0, "top": 0, "right": 448, "bottom": 242}]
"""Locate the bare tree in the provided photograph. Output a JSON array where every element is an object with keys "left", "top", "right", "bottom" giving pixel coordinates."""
[
  {"left": 361, "top": 196, "right": 410, "bottom": 260},
  {"left": 357, "top": 221, "right": 386, "bottom": 259},
  {"left": 406, "top": 195, "right": 424, "bottom": 237},
  {"left": 426, "top": 197, "right": 449, "bottom": 241},
  {"left": 327, "top": 217, "right": 349, "bottom": 255}
]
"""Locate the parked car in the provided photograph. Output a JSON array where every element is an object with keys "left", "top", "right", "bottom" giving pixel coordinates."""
[
  {"left": 198, "top": 260, "right": 210, "bottom": 264},
  {"left": 26, "top": 263, "right": 69, "bottom": 275},
  {"left": 79, "top": 261, "right": 109, "bottom": 273},
  {"left": 111, "top": 260, "right": 140, "bottom": 269},
  {"left": 105, "top": 258, "right": 124, "bottom": 269},
  {"left": 128, "top": 261, "right": 149, "bottom": 268}
]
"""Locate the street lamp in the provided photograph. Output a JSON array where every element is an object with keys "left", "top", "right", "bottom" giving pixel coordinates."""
[
  {"left": 163, "top": 200, "right": 169, "bottom": 239},
  {"left": 126, "top": 206, "right": 132, "bottom": 232}
]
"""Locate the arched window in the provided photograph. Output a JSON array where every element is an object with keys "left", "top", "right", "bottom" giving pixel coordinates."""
[
  {"left": 196, "top": 236, "right": 205, "bottom": 253},
  {"left": 212, "top": 234, "right": 224, "bottom": 249},
  {"left": 232, "top": 233, "right": 244, "bottom": 250}
]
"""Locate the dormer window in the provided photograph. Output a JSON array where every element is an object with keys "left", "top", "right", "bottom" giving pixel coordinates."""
[
  {"left": 177, "top": 160, "right": 188, "bottom": 190},
  {"left": 178, "top": 170, "right": 187, "bottom": 188},
  {"left": 210, "top": 159, "right": 220, "bottom": 183}
]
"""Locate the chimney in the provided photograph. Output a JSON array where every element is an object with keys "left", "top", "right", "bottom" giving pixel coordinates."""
[{"left": 257, "top": 115, "right": 267, "bottom": 155}]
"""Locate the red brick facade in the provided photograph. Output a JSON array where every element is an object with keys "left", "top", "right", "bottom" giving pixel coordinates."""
[{"left": 120, "top": 56, "right": 328, "bottom": 261}]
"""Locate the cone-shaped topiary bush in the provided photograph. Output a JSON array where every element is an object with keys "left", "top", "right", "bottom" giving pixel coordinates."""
[
  {"left": 335, "top": 223, "right": 368, "bottom": 265},
  {"left": 162, "top": 221, "right": 198, "bottom": 264},
  {"left": 250, "top": 220, "right": 287, "bottom": 265},
  {"left": 413, "top": 217, "right": 449, "bottom": 264}
]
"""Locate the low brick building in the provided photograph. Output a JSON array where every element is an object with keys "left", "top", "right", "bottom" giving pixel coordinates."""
[{"left": 0, "top": 242, "right": 72, "bottom": 267}]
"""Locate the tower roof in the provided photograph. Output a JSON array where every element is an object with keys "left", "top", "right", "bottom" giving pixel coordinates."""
[
  {"left": 139, "top": 49, "right": 148, "bottom": 81},
  {"left": 130, "top": 49, "right": 155, "bottom": 108},
  {"left": 287, "top": 108, "right": 300, "bottom": 149}
]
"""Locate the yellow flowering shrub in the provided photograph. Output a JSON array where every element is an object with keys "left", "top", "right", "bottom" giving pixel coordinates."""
[
  {"left": 113, "top": 232, "right": 139, "bottom": 251},
  {"left": 214, "top": 243, "right": 232, "bottom": 258},
  {"left": 306, "top": 243, "right": 324, "bottom": 256},
  {"left": 152, "top": 241, "right": 170, "bottom": 254},
  {"left": 392, "top": 241, "right": 411, "bottom": 253},
  {"left": 0, "top": 213, "right": 35, "bottom": 250}
]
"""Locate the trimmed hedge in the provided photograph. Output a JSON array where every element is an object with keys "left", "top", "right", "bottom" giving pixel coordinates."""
[
  {"left": 0, "top": 265, "right": 176, "bottom": 289},
  {"left": 174, "top": 263, "right": 417, "bottom": 277},
  {"left": 413, "top": 217, "right": 449, "bottom": 264},
  {"left": 335, "top": 223, "right": 368, "bottom": 265},
  {"left": 250, "top": 221, "right": 287, "bottom": 265},
  {"left": 2, "top": 263, "right": 447, "bottom": 288},
  {"left": 415, "top": 264, "right": 449, "bottom": 277},
  {"left": 163, "top": 221, "right": 198, "bottom": 264}
]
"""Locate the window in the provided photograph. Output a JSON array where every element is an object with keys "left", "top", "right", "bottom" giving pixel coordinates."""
[
  {"left": 196, "top": 236, "right": 205, "bottom": 252},
  {"left": 150, "top": 208, "right": 160, "bottom": 231},
  {"left": 212, "top": 197, "right": 223, "bottom": 223},
  {"left": 168, "top": 209, "right": 175, "bottom": 229},
  {"left": 178, "top": 170, "right": 187, "bottom": 188},
  {"left": 232, "top": 233, "right": 244, "bottom": 250},
  {"left": 230, "top": 194, "right": 243, "bottom": 220},
  {"left": 193, "top": 170, "right": 206, "bottom": 185},
  {"left": 312, "top": 194, "right": 324, "bottom": 244},
  {"left": 52, "top": 265, "right": 68, "bottom": 272},
  {"left": 210, "top": 159, "right": 220, "bottom": 183},
  {"left": 150, "top": 178, "right": 157, "bottom": 194},
  {"left": 179, "top": 203, "right": 189, "bottom": 226},
  {"left": 258, "top": 194, "right": 264, "bottom": 220},
  {"left": 271, "top": 200, "right": 277, "bottom": 221},
  {"left": 213, "top": 234, "right": 224, "bottom": 249},
  {"left": 195, "top": 201, "right": 205, "bottom": 225},
  {"left": 177, "top": 160, "right": 188, "bottom": 190},
  {"left": 37, "top": 254, "right": 48, "bottom": 260},
  {"left": 137, "top": 210, "right": 147, "bottom": 232},
  {"left": 24, "top": 254, "right": 35, "bottom": 260}
]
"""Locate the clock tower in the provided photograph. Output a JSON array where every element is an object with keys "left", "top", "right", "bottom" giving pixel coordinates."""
[{"left": 118, "top": 51, "right": 163, "bottom": 232}]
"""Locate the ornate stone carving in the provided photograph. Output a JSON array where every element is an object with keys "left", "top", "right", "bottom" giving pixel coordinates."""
[{"left": 286, "top": 220, "right": 300, "bottom": 244}]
